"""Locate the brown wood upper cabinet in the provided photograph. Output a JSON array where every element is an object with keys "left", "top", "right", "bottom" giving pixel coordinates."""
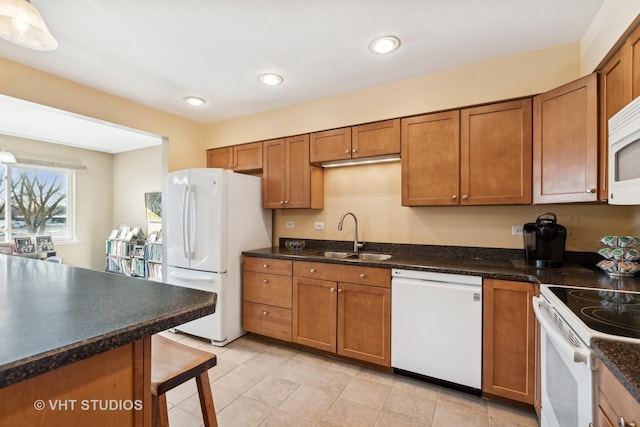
[
  {"left": 262, "top": 135, "right": 323, "bottom": 209},
  {"left": 533, "top": 73, "right": 598, "bottom": 203},
  {"left": 207, "top": 142, "right": 263, "bottom": 172},
  {"left": 402, "top": 99, "right": 532, "bottom": 206},
  {"left": 310, "top": 119, "right": 400, "bottom": 163},
  {"left": 598, "top": 24, "right": 640, "bottom": 201}
]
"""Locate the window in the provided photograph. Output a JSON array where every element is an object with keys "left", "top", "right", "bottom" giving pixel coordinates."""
[{"left": 0, "top": 163, "right": 75, "bottom": 242}]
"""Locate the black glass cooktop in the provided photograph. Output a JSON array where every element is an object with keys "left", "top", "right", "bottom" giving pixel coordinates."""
[{"left": 548, "top": 287, "right": 640, "bottom": 339}]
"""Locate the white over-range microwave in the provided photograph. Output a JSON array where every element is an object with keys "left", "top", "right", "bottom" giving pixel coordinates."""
[{"left": 609, "top": 95, "right": 640, "bottom": 204}]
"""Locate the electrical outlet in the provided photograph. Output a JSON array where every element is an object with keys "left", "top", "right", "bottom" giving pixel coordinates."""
[
  {"left": 285, "top": 221, "right": 294, "bottom": 228},
  {"left": 314, "top": 221, "right": 325, "bottom": 230},
  {"left": 512, "top": 225, "right": 523, "bottom": 236}
]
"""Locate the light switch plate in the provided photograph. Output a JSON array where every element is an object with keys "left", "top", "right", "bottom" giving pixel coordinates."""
[
  {"left": 285, "top": 221, "right": 295, "bottom": 228},
  {"left": 512, "top": 225, "right": 523, "bottom": 236},
  {"left": 314, "top": 222, "right": 325, "bottom": 230}
]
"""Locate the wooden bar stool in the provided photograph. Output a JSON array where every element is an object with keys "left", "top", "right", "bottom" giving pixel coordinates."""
[{"left": 151, "top": 334, "right": 218, "bottom": 427}]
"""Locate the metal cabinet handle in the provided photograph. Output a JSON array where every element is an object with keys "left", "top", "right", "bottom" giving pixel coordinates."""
[
  {"left": 352, "top": 148, "right": 357, "bottom": 153},
  {"left": 345, "top": 149, "right": 350, "bottom": 154},
  {"left": 228, "top": 164, "right": 232, "bottom": 169},
  {"left": 451, "top": 195, "right": 457, "bottom": 200},
  {"left": 338, "top": 288, "right": 343, "bottom": 293},
  {"left": 359, "top": 273, "right": 365, "bottom": 278},
  {"left": 462, "top": 194, "right": 469, "bottom": 200},
  {"left": 310, "top": 268, "right": 316, "bottom": 273},
  {"left": 619, "top": 417, "right": 637, "bottom": 427},
  {"left": 280, "top": 200, "right": 284, "bottom": 204},
  {"left": 263, "top": 279, "right": 269, "bottom": 284},
  {"left": 330, "top": 287, "right": 335, "bottom": 293},
  {"left": 586, "top": 188, "right": 596, "bottom": 194},
  {"left": 262, "top": 311, "right": 268, "bottom": 316},
  {"left": 263, "top": 264, "right": 269, "bottom": 268},
  {"left": 284, "top": 200, "right": 289, "bottom": 204}
]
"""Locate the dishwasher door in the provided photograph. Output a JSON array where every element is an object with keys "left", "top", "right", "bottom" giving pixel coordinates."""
[{"left": 391, "top": 273, "right": 482, "bottom": 390}]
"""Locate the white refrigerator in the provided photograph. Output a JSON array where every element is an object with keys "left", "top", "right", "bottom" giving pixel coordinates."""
[{"left": 165, "top": 168, "right": 272, "bottom": 346}]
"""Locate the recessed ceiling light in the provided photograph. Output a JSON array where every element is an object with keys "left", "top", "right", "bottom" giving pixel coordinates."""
[
  {"left": 258, "top": 73, "right": 284, "bottom": 86},
  {"left": 183, "top": 97, "right": 206, "bottom": 106},
  {"left": 369, "top": 36, "right": 401, "bottom": 54}
]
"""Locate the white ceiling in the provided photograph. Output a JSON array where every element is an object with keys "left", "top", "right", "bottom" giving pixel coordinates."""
[{"left": 0, "top": 0, "right": 605, "bottom": 153}]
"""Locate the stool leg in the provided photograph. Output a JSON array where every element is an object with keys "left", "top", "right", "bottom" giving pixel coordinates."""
[
  {"left": 195, "top": 371, "right": 218, "bottom": 427},
  {"left": 158, "top": 393, "right": 170, "bottom": 427}
]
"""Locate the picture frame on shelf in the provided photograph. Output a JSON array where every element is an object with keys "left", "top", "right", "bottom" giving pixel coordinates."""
[
  {"left": 0, "top": 243, "right": 14, "bottom": 255},
  {"left": 36, "top": 236, "right": 54, "bottom": 252},
  {"left": 145, "top": 192, "right": 162, "bottom": 222},
  {"left": 18, "top": 244, "right": 35, "bottom": 254},
  {"left": 148, "top": 231, "right": 158, "bottom": 242},
  {"left": 14, "top": 237, "right": 32, "bottom": 252}
]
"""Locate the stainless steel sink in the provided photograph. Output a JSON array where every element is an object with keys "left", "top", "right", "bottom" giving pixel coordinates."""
[
  {"left": 314, "top": 251, "right": 355, "bottom": 259},
  {"left": 356, "top": 253, "right": 392, "bottom": 261},
  {"left": 311, "top": 251, "right": 392, "bottom": 261}
]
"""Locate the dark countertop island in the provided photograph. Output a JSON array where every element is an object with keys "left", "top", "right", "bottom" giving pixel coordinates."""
[
  {"left": 243, "top": 239, "right": 640, "bottom": 403},
  {"left": 0, "top": 254, "right": 216, "bottom": 390}
]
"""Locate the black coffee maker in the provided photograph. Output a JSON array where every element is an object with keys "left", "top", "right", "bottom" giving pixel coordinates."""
[{"left": 523, "top": 212, "right": 567, "bottom": 268}]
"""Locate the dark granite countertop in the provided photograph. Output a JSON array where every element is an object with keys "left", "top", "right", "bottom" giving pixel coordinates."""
[
  {"left": 0, "top": 255, "right": 216, "bottom": 389},
  {"left": 243, "top": 238, "right": 640, "bottom": 402},
  {"left": 592, "top": 338, "right": 640, "bottom": 403}
]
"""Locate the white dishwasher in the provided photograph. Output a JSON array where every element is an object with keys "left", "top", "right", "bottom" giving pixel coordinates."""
[{"left": 391, "top": 269, "right": 483, "bottom": 392}]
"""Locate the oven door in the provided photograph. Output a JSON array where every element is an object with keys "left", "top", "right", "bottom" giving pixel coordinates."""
[{"left": 532, "top": 296, "right": 597, "bottom": 427}]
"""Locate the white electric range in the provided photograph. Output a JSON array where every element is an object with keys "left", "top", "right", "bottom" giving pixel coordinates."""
[{"left": 533, "top": 285, "right": 640, "bottom": 427}]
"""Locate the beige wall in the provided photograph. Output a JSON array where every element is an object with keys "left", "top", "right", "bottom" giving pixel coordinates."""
[
  {"left": 112, "top": 145, "right": 165, "bottom": 237},
  {"left": 0, "top": 134, "right": 113, "bottom": 269},
  {"left": 581, "top": 1, "right": 640, "bottom": 74}
]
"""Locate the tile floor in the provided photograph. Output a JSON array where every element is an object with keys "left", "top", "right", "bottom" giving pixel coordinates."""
[{"left": 158, "top": 331, "right": 539, "bottom": 427}]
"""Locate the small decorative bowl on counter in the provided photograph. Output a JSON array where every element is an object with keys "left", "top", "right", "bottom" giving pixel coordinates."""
[
  {"left": 597, "top": 235, "right": 640, "bottom": 277},
  {"left": 284, "top": 240, "right": 306, "bottom": 251}
]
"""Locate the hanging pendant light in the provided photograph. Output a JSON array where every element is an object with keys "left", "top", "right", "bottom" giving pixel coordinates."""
[{"left": 0, "top": 0, "right": 57, "bottom": 51}]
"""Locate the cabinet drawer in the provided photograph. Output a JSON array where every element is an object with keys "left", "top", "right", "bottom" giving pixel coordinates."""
[
  {"left": 243, "top": 257, "right": 292, "bottom": 276},
  {"left": 243, "top": 271, "right": 292, "bottom": 308},
  {"left": 293, "top": 261, "right": 390, "bottom": 287},
  {"left": 243, "top": 301, "right": 292, "bottom": 342}
]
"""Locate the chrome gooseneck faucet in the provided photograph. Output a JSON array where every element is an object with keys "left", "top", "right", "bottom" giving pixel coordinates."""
[{"left": 338, "top": 212, "right": 364, "bottom": 253}]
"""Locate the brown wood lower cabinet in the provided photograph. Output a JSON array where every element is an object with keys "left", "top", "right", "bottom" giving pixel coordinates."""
[
  {"left": 0, "top": 339, "right": 151, "bottom": 426},
  {"left": 242, "top": 257, "right": 293, "bottom": 341},
  {"left": 291, "top": 261, "right": 391, "bottom": 367},
  {"left": 482, "top": 279, "right": 536, "bottom": 404},
  {"left": 598, "top": 361, "right": 640, "bottom": 427}
]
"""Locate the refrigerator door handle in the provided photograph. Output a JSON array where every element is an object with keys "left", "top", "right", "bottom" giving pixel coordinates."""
[
  {"left": 181, "top": 184, "right": 190, "bottom": 259},
  {"left": 189, "top": 185, "right": 196, "bottom": 259},
  {"left": 169, "top": 271, "right": 215, "bottom": 282}
]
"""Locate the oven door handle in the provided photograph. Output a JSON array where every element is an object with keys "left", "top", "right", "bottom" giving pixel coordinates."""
[{"left": 532, "top": 296, "right": 590, "bottom": 365}]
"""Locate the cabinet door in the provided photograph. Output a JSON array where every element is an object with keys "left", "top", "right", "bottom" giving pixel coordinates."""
[
  {"left": 207, "top": 147, "right": 233, "bottom": 169},
  {"left": 233, "top": 142, "right": 263, "bottom": 172},
  {"left": 292, "top": 277, "right": 337, "bottom": 353},
  {"left": 482, "top": 279, "right": 535, "bottom": 404},
  {"left": 600, "top": 51, "right": 631, "bottom": 201},
  {"left": 286, "top": 134, "right": 318, "bottom": 208},
  {"left": 337, "top": 282, "right": 390, "bottom": 366},
  {"left": 310, "top": 127, "right": 351, "bottom": 163},
  {"left": 628, "top": 24, "right": 640, "bottom": 100},
  {"left": 352, "top": 119, "right": 400, "bottom": 159},
  {"left": 461, "top": 99, "right": 532, "bottom": 205},
  {"left": 533, "top": 74, "right": 598, "bottom": 203},
  {"left": 401, "top": 111, "right": 460, "bottom": 206},
  {"left": 262, "top": 138, "right": 286, "bottom": 208}
]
